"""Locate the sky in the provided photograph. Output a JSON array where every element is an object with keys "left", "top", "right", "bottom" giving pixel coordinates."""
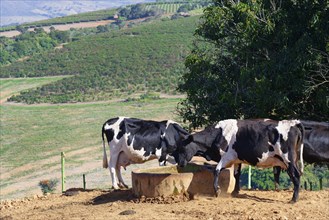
[{"left": 0, "top": 0, "right": 155, "bottom": 27}]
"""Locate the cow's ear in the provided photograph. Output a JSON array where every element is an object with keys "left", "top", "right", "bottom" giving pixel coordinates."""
[
  {"left": 172, "top": 124, "right": 189, "bottom": 138},
  {"left": 212, "top": 128, "right": 226, "bottom": 150},
  {"left": 183, "top": 135, "right": 193, "bottom": 145}
]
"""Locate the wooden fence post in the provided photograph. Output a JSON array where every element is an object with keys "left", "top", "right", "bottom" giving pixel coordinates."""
[
  {"left": 61, "top": 152, "right": 66, "bottom": 193},
  {"left": 83, "top": 174, "right": 86, "bottom": 190}
]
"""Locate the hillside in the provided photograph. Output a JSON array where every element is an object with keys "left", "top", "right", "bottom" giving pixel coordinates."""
[
  {"left": 0, "top": 0, "right": 151, "bottom": 27},
  {"left": 1, "top": 16, "right": 199, "bottom": 104}
]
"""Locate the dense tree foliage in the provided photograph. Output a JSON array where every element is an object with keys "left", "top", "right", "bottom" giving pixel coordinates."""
[
  {"left": 118, "top": 4, "right": 165, "bottom": 20},
  {"left": 178, "top": 0, "right": 329, "bottom": 128},
  {"left": 240, "top": 164, "right": 329, "bottom": 190},
  {"left": 0, "top": 28, "right": 70, "bottom": 65}
]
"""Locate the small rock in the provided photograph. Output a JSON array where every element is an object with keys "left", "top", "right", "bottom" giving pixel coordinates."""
[
  {"left": 119, "top": 210, "right": 136, "bottom": 215},
  {"left": 64, "top": 191, "right": 79, "bottom": 196},
  {"left": 140, "top": 195, "right": 146, "bottom": 202},
  {"left": 110, "top": 202, "right": 118, "bottom": 207}
]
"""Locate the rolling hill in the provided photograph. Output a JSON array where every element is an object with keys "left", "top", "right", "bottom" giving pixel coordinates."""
[
  {"left": 0, "top": 0, "right": 154, "bottom": 27},
  {"left": 2, "top": 15, "right": 200, "bottom": 104}
]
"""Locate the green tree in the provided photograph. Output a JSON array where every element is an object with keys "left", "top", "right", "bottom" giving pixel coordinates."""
[
  {"left": 178, "top": 0, "right": 329, "bottom": 128},
  {"left": 16, "top": 25, "right": 28, "bottom": 34},
  {"left": 96, "top": 25, "right": 109, "bottom": 33}
]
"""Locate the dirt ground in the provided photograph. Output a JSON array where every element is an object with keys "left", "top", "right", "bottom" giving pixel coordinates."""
[
  {"left": 1, "top": 188, "right": 328, "bottom": 220},
  {"left": 0, "top": 16, "right": 152, "bottom": 38},
  {"left": 0, "top": 20, "right": 115, "bottom": 38}
]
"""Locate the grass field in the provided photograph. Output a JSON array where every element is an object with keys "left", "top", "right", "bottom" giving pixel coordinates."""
[
  {"left": 0, "top": 77, "right": 183, "bottom": 200},
  {"left": 0, "top": 77, "right": 69, "bottom": 104}
]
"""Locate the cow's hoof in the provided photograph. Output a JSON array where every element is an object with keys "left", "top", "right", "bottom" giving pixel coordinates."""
[
  {"left": 118, "top": 183, "right": 129, "bottom": 189},
  {"left": 231, "top": 191, "right": 239, "bottom": 197},
  {"left": 215, "top": 189, "right": 221, "bottom": 197},
  {"left": 112, "top": 186, "right": 120, "bottom": 190},
  {"left": 289, "top": 199, "right": 297, "bottom": 204}
]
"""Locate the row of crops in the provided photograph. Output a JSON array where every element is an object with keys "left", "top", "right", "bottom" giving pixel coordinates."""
[
  {"left": 145, "top": 3, "right": 185, "bottom": 13},
  {"left": 26, "top": 8, "right": 118, "bottom": 26},
  {"left": 145, "top": 2, "right": 210, "bottom": 13}
]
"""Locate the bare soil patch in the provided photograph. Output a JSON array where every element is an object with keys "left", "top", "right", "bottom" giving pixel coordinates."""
[
  {"left": 1, "top": 188, "right": 328, "bottom": 220},
  {"left": 0, "top": 20, "right": 116, "bottom": 38}
]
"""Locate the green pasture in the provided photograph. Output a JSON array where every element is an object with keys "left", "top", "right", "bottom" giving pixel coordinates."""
[
  {"left": 0, "top": 77, "right": 68, "bottom": 103},
  {"left": 0, "top": 78, "right": 179, "bottom": 178},
  {"left": 0, "top": 98, "right": 181, "bottom": 167},
  {"left": 0, "top": 77, "right": 182, "bottom": 199}
]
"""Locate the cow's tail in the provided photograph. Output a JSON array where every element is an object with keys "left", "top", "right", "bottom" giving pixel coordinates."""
[
  {"left": 296, "top": 121, "right": 305, "bottom": 175},
  {"left": 102, "top": 126, "right": 109, "bottom": 169}
]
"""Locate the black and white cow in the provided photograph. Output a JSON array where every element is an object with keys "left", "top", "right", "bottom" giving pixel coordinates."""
[
  {"left": 102, "top": 117, "right": 189, "bottom": 189},
  {"left": 173, "top": 119, "right": 304, "bottom": 203},
  {"left": 273, "top": 120, "right": 329, "bottom": 189}
]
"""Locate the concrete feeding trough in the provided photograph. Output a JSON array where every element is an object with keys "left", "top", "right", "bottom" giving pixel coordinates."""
[{"left": 132, "top": 158, "right": 235, "bottom": 198}]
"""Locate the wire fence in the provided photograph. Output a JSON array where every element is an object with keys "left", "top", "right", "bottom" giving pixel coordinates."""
[
  {"left": 1, "top": 152, "right": 327, "bottom": 201},
  {"left": 61, "top": 154, "right": 160, "bottom": 192},
  {"left": 0, "top": 152, "right": 160, "bottom": 201}
]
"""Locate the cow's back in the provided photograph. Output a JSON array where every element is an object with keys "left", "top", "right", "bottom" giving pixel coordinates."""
[
  {"left": 124, "top": 118, "right": 166, "bottom": 155},
  {"left": 303, "top": 123, "right": 329, "bottom": 164},
  {"left": 102, "top": 117, "right": 123, "bottom": 143},
  {"left": 232, "top": 120, "right": 278, "bottom": 166}
]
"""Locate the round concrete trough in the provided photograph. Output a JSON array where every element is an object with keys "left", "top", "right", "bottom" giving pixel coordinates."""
[{"left": 132, "top": 163, "right": 235, "bottom": 198}]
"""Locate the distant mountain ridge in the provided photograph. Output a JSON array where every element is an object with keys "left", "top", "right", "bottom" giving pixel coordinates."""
[{"left": 0, "top": 0, "right": 155, "bottom": 27}]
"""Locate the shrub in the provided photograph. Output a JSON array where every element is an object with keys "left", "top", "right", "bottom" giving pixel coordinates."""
[{"left": 38, "top": 179, "right": 59, "bottom": 194}]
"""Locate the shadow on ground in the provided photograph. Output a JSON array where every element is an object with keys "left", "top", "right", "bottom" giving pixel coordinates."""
[{"left": 91, "top": 189, "right": 135, "bottom": 205}]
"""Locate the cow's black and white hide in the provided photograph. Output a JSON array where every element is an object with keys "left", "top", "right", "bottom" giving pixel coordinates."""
[
  {"left": 173, "top": 119, "right": 304, "bottom": 203},
  {"left": 301, "top": 120, "right": 329, "bottom": 164},
  {"left": 102, "top": 117, "right": 189, "bottom": 189},
  {"left": 273, "top": 120, "right": 329, "bottom": 190}
]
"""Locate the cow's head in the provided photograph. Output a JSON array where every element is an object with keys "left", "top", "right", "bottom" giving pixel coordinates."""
[
  {"left": 160, "top": 123, "right": 189, "bottom": 162},
  {"left": 173, "top": 126, "right": 224, "bottom": 166},
  {"left": 172, "top": 135, "right": 197, "bottom": 167}
]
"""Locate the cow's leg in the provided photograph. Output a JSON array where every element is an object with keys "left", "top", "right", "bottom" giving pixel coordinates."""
[
  {"left": 213, "top": 169, "right": 222, "bottom": 197},
  {"left": 115, "top": 152, "right": 129, "bottom": 188},
  {"left": 273, "top": 166, "right": 281, "bottom": 191},
  {"left": 214, "top": 150, "right": 236, "bottom": 197},
  {"left": 109, "top": 152, "right": 120, "bottom": 189},
  {"left": 214, "top": 160, "right": 226, "bottom": 197},
  {"left": 286, "top": 163, "right": 300, "bottom": 203},
  {"left": 115, "top": 164, "right": 128, "bottom": 189},
  {"left": 232, "top": 163, "right": 241, "bottom": 196}
]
